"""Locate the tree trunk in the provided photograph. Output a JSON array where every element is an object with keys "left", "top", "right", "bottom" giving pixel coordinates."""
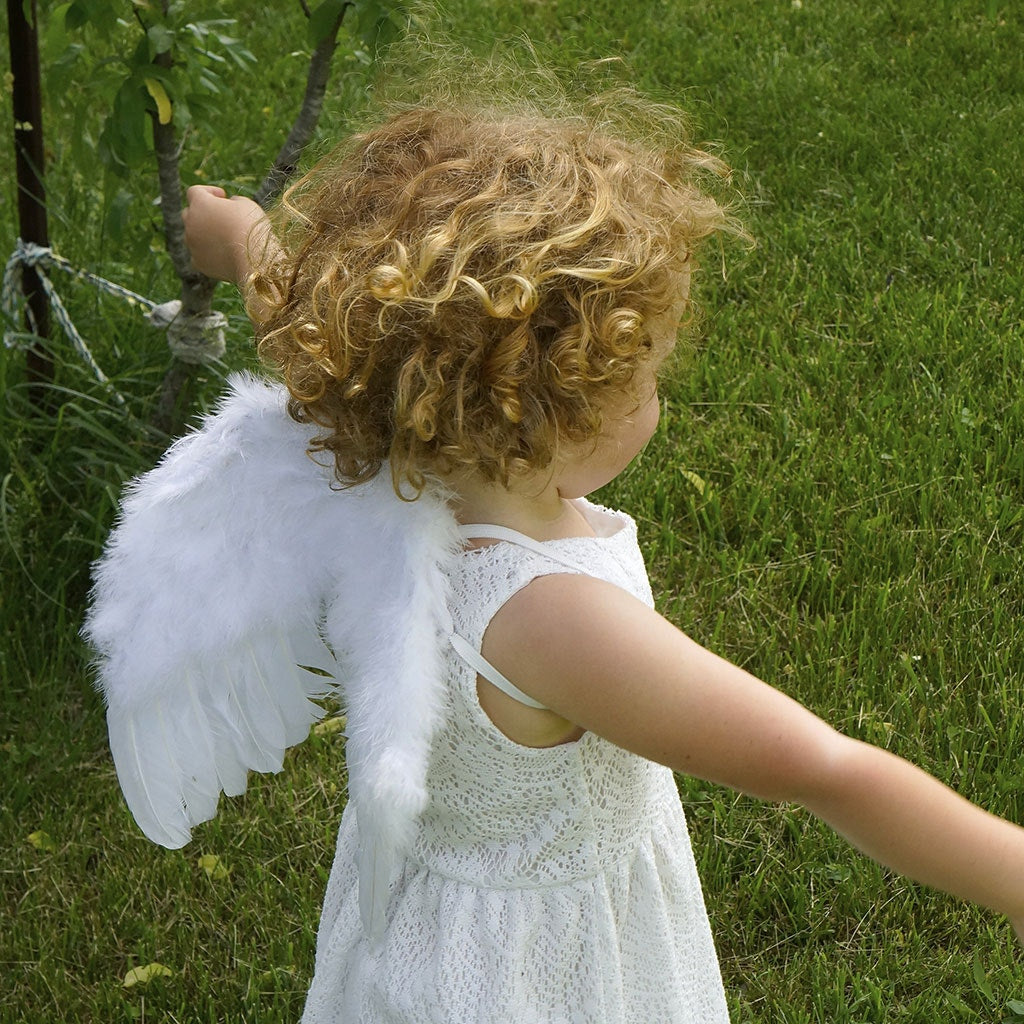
[{"left": 7, "top": 0, "right": 53, "bottom": 409}]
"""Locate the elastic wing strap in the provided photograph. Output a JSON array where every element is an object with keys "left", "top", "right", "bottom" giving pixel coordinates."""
[{"left": 448, "top": 631, "right": 548, "bottom": 710}]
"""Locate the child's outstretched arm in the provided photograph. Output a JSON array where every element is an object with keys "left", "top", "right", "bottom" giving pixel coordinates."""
[{"left": 484, "top": 573, "right": 1024, "bottom": 939}]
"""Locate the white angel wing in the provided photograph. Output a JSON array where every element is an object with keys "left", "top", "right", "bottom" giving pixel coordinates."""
[
  {"left": 85, "top": 372, "right": 464, "bottom": 941},
  {"left": 84, "top": 373, "right": 343, "bottom": 848}
]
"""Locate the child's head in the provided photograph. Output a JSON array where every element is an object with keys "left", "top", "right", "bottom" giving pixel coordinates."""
[{"left": 253, "top": 87, "right": 736, "bottom": 496}]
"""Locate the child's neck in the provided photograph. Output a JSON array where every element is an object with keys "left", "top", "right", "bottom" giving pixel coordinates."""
[{"left": 448, "top": 471, "right": 596, "bottom": 541}]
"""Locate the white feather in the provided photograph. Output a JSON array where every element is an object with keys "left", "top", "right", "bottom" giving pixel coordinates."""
[
  {"left": 107, "top": 704, "right": 190, "bottom": 848},
  {"left": 177, "top": 671, "right": 225, "bottom": 823}
]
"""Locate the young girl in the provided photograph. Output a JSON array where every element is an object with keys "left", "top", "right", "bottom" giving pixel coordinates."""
[{"left": 94, "top": 90, "right": 1023, "bottom": 1023}]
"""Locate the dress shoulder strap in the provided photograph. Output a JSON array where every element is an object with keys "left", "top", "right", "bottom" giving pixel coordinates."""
[{"left": 450, "top": 522, "right": 593, "bottom": 711}]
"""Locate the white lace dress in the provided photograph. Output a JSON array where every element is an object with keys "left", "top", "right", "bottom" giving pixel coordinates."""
[{"left": 301, "top": 500, "right": 729, "bottom": 1024}]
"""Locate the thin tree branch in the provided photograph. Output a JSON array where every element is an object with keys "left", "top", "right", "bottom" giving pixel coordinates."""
[
  {"left": 149, "top": 39, "right": 215, "bottom": 433},
  {"left": 253, "top": 3, "right": 351, "bottom": 208},
  {"left": 151, "top": 51, "right": 215, "bottom": 314}
]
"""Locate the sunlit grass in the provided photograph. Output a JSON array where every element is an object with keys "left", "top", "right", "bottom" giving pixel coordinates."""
[{"left": 3, "top": 0, "right": 1024, "bottom": 1020}]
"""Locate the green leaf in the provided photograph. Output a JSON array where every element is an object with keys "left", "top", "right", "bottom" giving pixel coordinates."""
[
  {"left": 144, "top": 78, "right": 173, "bottom": 124},
  {"left": 103, "top": 188, "right": 135, "bottom": 242},
  {"left": 27, "top": 830, "right": 56, "bottom": 851},
  {"left": 680, "top": 469, "right": 707, "bottom": 496},
  {"left": 197, "top": 854, "right": 230, "bottom": 880},
  {"left": 943, "top": 993, "right": 975, "bottom": 1016},
  {"left": 1007, "top": 1001, "right": 1024, "bottom": 1015},
  {"left": 95, "top": 131, "right": 122, "bottom": 178},
  {"left": 99, "top": 80, "right": 150, "bottom": 171},
  {"left": 43, "top": 42, "right": 84, "bottom": 98},
  {"left": 129, "top": 33, "right": 150, "bottom": 71},
  {"left": 173, "top": 95, "right": 192, "bottom": 131},
  {"left": 147, "top": 23, "right": 175, "bottom": 57},
  {"left": 64, "top": 0, "right": 91, "bottom": 31},
  {"left": 308, "top": 0, "right": 347, "bottom": 47},
  {"left": 93, "top": 0, "right": 119, "bottom": 34},
  {"left": 224, "top": 44, "right": 257, "bottom": 71},
  {"left": 973, "top": 951, "right": 995, "bottom": 1003},
  {"left": 43, "top": 3, "right": 72, "bottom": 56},
  {"left": 313, "top": 714, "right": 347, "bottom": 736},
  {"left": 65, "top": 0, "right": 119, "bottom": 36},
  {"left": 122, "top": 963, "right": 173, "bottom": 988},
  {"left": 68, "top": 102, "right": 94, "bottom": 170},
  {"left": 349, "top": 0, "right": 405, "bottom": 53},
  {"left": 198, "top": 68, "right": 222, "bottom": 94}
]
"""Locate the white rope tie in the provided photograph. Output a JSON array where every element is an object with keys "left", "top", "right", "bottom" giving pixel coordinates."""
[
  {"left": 160, "top": 302, "right": 228, "bottom": 363},
  {"left": 2, "top": 240, "right": 229, "bottom": 401}
]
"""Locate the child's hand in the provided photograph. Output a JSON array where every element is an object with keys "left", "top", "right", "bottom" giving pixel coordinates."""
[{"left": 182, "top": 185, "right": 269, "bottom": 285}]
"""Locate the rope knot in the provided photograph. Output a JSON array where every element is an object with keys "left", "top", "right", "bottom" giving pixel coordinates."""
[
  {"left": 155, "top": 301, "right": 229, "bottom": 363},
  {"left": 13, "top": 239, "right": 52, "bottom": 269}
]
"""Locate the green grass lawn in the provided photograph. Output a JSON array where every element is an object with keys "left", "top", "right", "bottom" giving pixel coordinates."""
[{"left": 2, "top": 1, "right": 1023, "bottom": 1020}]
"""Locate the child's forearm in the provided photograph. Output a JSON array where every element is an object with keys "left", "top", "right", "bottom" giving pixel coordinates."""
[
  {"left": 802, "top": 736, "right": 1024, "bottom": 923},
  {"left": 182, "top": 185, "right": 280, "bottom": 323}
]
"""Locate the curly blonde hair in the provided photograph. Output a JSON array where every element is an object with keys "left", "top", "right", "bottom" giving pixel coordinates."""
[{"left": 252, "top": 84, "right": 736, "bottom": 496}]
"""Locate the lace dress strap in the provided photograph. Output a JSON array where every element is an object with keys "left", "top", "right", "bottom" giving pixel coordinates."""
[{"left": 449, "top": 523, "right": 594, "bottom": 711}]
